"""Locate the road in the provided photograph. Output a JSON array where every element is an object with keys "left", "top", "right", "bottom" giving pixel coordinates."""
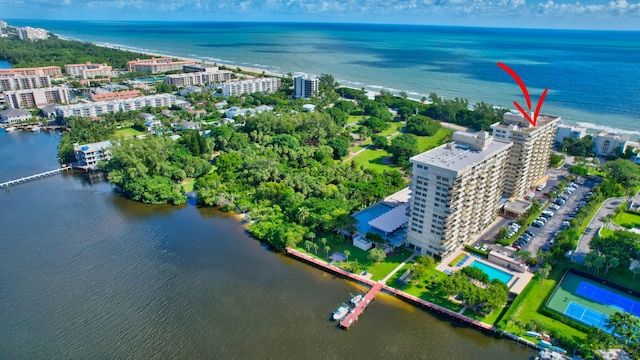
[{"left": 572, "top": 190, "right": 640, "bottom": 264}]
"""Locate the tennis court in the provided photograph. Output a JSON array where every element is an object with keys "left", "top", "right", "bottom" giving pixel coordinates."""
[
  {"left": 546, "top": 270, "right": 640, "bottom": 332},
  {"left": 564, "top": 301, "right": 609, "bottom": 329},
  {"left": 576, "top": 281, "right": 640, "bottom": 317}
]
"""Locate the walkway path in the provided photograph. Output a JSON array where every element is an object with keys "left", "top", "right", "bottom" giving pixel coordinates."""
[
  {"left": 573, "top": 192, "right": 639, "bottom": 264},
  {"left": 381, "top": 253, "right": 416, "bottom": 284},
  {"left": 343, "top": 131, "right": 401, "bottom": 163}
]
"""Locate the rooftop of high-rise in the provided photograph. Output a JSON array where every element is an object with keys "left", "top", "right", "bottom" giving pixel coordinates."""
[
  {"left": 491, "top": 110, "right": 560, "bottom": 133},
  {"left": 410, "top": 131, "right": 512, "bottom": 172}
]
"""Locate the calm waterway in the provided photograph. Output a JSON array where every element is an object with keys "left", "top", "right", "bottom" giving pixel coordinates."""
[{"left": 0, "top": 130, "right": 534, "bottom": 359}]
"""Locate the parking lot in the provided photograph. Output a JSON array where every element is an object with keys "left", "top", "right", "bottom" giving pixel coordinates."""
[{"left": 516, "top": 177, "right": 597, "bottom": 255}]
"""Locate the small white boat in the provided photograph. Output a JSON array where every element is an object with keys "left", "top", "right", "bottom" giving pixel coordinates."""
[
  {"left": 4, "top": 126, "right": 16, "bottom": 132},
  {"left": 350, "top": 294, "right": 363, "bottom": 306},
  {"left": 526, "top": 330, "right": 540, "bottom": 338},
  {"left": 538, "top": 340, "right": 552, "bottom": 348},
  {"left": 31, "top": 126, "right": 41, "bottom": 132},
  {"left": 332, "top": 306, "right": 350, "bottom": 321}
]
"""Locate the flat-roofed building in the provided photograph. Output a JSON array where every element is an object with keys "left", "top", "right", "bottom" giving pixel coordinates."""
[
  {"left": 0, "top": 66, "right": 62, "bottom": 77},
  {"left": 221, "top": 77, "right": 281, "bottom": 97},
  {"left": 55, "top": 94, "right": 177, "bottom": 119},
  {"left": 4, "top": 86, "right": 70, "bottom": 109},
  {"left": 555, "top": 124, "right": 587, "bottom": 144},
  {"left": 74, "top": 140, "right": 112, "bottom": 170},
  {"left": 91, "top": 90, "right": 142, "bottom": 102},
  {"left": 294, "top": 75, "right": 318, "bottom": 99},
  {"left": 127, "top": 57, "right": 195, "bottom": 73},
  {"left": 491, "top": 111, "right": 560, "bottom": 199},
  {"left": 166, "top": 67, "right": 232, "bottom": 87},
  {"left": 0, "top": 74, "right": 51, "bottom": 91},
  {"left": 406, "top": 131, "right": 512, "bottom": 259},
  {"left": 65, "top": 62, "right": 113, "bottom": 79},
  {"left": 17, "top": 26, "right": 48, "bottom": 41},
  {"left": 592, "top": 132, "right": 629, "bottom": 157}
]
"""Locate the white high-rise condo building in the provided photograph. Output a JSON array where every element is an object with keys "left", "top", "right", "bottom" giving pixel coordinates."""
[
  {"left": 294, "top": 75, "right": 318, "bottom": 99},
  {"left": 491, "top": 111, "right": 560, "bottom": 199},
  {"left": 406, "top": 131, "right": 512, "bottom": 259}
]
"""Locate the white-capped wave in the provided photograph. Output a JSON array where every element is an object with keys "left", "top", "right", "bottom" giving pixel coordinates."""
[{"left": 575, "top": 122, "right": 640, "bottom": 137}]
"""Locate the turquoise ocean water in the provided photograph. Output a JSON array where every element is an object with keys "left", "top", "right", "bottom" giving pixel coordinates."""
[{"left": 7, "top": 20, "right": 640, "bottom": 138}]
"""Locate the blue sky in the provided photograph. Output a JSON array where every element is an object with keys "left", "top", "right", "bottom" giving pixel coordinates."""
[{"left": 2, "top": 0, "right": 639, "bottom": 30}]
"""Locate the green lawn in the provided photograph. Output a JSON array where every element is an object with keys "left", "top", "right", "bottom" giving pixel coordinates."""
[
  {"left": 498, "top": 261, "right": 586, "bottom": 341},
  {"left": 112, "top": 127, "right": 146, "bottom": 139},
  {"left": 599, "top": 227, "right": 615, "bottom": 238},
  {"left": 377, "top": 122, "right": 404, "bottom": 137},
  {"left": 388, "top": 268, "right": 465, "bottom": 312},
  {"left": 347, "top": 115, "right": 365, "bottom": 124},
  {"left": 296, "top": 242, "right": 413, "bottom": 282},
  {"left": 181, "top": 178, "right": 195, "bottom": 193},
  {"left": 347, "top": 148, "right": 398, "bottom": 172},
  {"left": 416, "top": 128, "right": 453, "bottom": 152},
  {"left": 613, "top": 211, "right": 640, "bottom": 228}
]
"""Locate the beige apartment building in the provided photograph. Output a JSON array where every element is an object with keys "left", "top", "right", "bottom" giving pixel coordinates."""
[
  {"left": 491, "top": 111, "right": 560, "bottom": 199},
  {"left": 65, "top": 62, "right": 113, "bottom": 79},
  {"left": 127, "top": 58, "right": 195, "bottom": 73},
  {"left": 166, "top": 67, "right": 232, "bottom": 87},
  {"left": 4, "top": 86, "right": 70, "bottom": 109},
  {"left": 0, "top": 66, "right": 62, "bottom": 77},
  {"left": 406, "top": 131, "right": 512, "bottom": 259},
  {"left": 0, "top": 74, "right": 51, "bottom": 91}
]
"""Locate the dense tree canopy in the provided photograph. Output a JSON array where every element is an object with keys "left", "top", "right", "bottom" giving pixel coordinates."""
[
  {"left": 104, "top": 137, "right": 212, "bottom": 205},
  {"left": 389, "top": 133, "right": 419, "bottom": 166},
  {"left": 405, "top": 115, "right": 441, "bottom": 136},
  {"left": 0, "top": 36, "right": 151, "bottom": 69}
]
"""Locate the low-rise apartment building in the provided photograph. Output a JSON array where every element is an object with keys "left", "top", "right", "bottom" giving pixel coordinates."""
[
  {"left": 65, "top": 62, "right": 113, "bottom": 79},
  {"left": 55, "top": 94, "right": 177, "bottom": 119},
  {"left": 0, "top": 66, "right": 62, "bottom": 77},
  {"left": 74, "top": 140, "right": 112, "bottom": 170},
  {"left": 0, "top": 74, "right": 51, "bottom": 91},
  {"left": 592, "top": 132, "right": 629, "bottom": 157},
  {"left": 166, "top": 67, "right": 232, "bottom": 87},
  {"left": 221, "top": 77, "right": 281, "bottom": 97},
  {"left": 4, "top": 86, "right": 70, "bottom": 109},
  {"left": 127, "top": 58, "right": 195, "bottom": 73}
]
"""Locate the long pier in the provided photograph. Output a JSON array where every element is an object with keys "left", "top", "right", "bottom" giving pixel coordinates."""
[
  {"left": 0, "top": 167, "right": 70, "bottom": 189},
  {"left": 285, "top": 247, "right": 494, "bottom": 333}
]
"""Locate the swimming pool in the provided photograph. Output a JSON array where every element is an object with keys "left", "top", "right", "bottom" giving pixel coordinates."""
[{"left": 469, "top": 261, "right": 513, "bottom": 284}]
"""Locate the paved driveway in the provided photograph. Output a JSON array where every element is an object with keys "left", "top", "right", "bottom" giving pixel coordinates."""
[{"left": 519, "top": 178, "right": 597, "bottom": 257}]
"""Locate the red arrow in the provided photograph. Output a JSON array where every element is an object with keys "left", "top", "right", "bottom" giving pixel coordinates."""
[{"left": 497, "top": 62, "right": 548, "bottom": 127}]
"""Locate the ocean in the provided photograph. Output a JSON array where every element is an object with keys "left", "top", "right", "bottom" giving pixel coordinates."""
[{"left": 6, "top": 20, "right": 640, "bottom": 138}]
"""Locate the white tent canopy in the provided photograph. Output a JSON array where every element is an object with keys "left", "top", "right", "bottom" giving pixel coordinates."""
[{"left": 368, "top": 204, "right": 408, "bottom": 235}]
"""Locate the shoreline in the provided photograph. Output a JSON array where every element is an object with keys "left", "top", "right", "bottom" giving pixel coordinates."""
[{"left": 7, "top": 30, "right": 639, "bottom": 139}]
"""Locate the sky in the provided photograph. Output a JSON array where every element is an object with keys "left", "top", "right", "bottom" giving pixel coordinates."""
[{"left": 1, "top": 0, "right": 640, "bottom": 30}]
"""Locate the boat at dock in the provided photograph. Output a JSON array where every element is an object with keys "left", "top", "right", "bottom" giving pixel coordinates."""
[
  {"left": 350, "top": 294, "right": 363, "bottom": 306},
  {"left": 4, "top": 126, "right": 16, "bottom": 132},
  {"left": 332, "top": 305, "right": 350, "bottom": 321},
  {"left": 538, "top": 339, "right": 552, "bottom": 348}
]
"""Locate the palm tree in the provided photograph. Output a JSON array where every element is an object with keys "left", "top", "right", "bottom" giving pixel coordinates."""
[
  {"left": 344, "top": 250, "right": 351, "bottom": 262},
  {"left": 320, "top": 238, "right": 328, "bottom": 248},
  {"left": 304, "top": 240, "right": 313, "bottom": 252},
  {"left": 514, "top": 319, "right": 525, "bottom": 335},
  {"left": 324, "top": 245, "right": 331, "bottom": 258},
  {"left": 312, "top": 243, "right": 319, "bottom": 255},
  {"left": 307, "top": 231, "right": 316, "bottom": 243}
]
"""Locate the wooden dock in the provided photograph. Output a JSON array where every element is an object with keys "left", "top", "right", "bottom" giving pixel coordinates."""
[
  {"left": 339, "top": 282, "right": 382, "bottom": 329},
  {"left": 0, "top": 167, "right": 70, "bottom": 189}
]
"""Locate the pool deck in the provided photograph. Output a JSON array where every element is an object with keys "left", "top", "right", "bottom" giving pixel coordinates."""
[{"left": 437, "top": 249, "right": 533, "bottom": 295}]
